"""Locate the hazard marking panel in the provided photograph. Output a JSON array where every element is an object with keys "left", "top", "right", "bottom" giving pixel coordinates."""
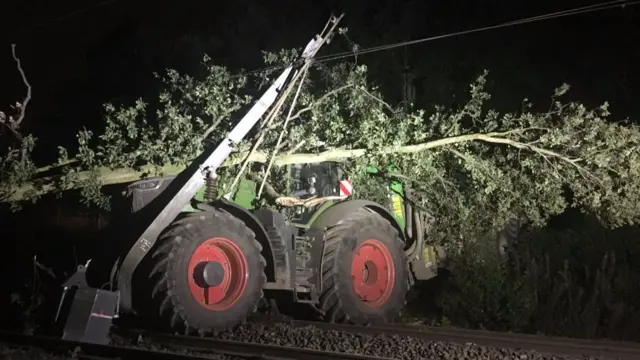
[{"left": 339, "top": 179, "right": 353, "bottom": 197}]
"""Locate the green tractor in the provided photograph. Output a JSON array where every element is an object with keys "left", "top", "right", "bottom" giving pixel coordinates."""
[
  {"left": 54, "top": 20, "right": 440, "bottom": 344},
  {"left": 123, "top": 162, "right": 440, "bottom": 333}
]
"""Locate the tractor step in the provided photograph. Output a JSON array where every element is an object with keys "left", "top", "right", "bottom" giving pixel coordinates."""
[
  {"left": 293, "top": 270, "right": 317, "bottom": 303},
  {"left": 293, "top": 286, "right": 317, "bottom": 303}
]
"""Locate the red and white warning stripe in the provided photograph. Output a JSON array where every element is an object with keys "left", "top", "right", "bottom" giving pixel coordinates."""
[{"left": 339, "top": 179, "right": 353, "bottom": 197}]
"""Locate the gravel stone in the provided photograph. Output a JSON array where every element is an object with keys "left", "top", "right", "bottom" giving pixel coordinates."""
[
  {"left": 213, "top": 323, "right": 617, "bottom": 360},
  {"left": 0, "top": 343, "right": 72, "bottom": 360},
  {"left": 5, "top": 324, "right": 620, "bottom": 360},
  {"left": 1, "top": 338, "right": 246, "bottom": 360},
  {"left": 133, "top": 340, "right": 248, "bottom": 360},
  {"left": 112, "top": 336, "right": 249, "bottom": 360}
]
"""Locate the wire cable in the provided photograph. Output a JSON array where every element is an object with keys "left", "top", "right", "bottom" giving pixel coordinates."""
[
  {"left": 314, "top": 0, "right": 639, "bottom": 63},
  {"left": 18, "top": 0, "right": 633, "bottom": 78},
  {"left": 232, "top": 0, "right": 638, "bottom": 78},
  {"left": 502, "top": 0, "right": 631, "bottom": 24}
]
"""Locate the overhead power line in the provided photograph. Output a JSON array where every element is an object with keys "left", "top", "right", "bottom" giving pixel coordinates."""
[
  {"left": 238, "top": 0, "right": 638, "bottom": 77},
  {"left": 315, "top": 0, "right": 639, "bottom": 63},
  {"left": 13, "top": 0, "right": 637, "bottom": 76}
]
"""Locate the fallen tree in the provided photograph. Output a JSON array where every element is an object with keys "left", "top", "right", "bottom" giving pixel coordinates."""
[{"left": 2, "top": 47, "right": 640, "bottom": 243}]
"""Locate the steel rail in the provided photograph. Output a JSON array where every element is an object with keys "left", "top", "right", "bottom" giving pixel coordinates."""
[
  {"left": 120, "top": 329, "right": 395, "bottom": 360},
  {"left": 247, "top": 318, "right": 640, "bottom": 360},
  {"left": 0, "top": 330, "right": 213, "bottom": 360},
  {"left": 0, "top": 330, "right": 392, "bottom": 360}
]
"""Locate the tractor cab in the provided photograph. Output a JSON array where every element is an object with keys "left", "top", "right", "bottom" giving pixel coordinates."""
[
  {"left": 121, "top": 162, "right": 349, "bottom": 218},
  {"left": 284, "top": 162, "right": 351, "bottom": 223},
  {"left": 289, "top": 162, "right": 342, "bottom": 199}
]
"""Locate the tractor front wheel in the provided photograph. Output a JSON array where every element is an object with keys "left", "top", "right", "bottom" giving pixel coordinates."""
[
  {"left": 318, "top": 208, "right": 408, "bottom": 324},
  {"left": 148, "top": 209, "right": 266, "bottom": 335}
]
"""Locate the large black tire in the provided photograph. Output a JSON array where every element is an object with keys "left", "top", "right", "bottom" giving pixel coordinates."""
[
  {"left": 148, "top": 209, "right": 266, "bottom": 335},
  {"left": 318, "top": 207, "right": 409, "bottom": 325}
]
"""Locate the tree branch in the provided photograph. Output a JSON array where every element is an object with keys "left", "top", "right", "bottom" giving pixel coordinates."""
[
  {"left": 4, "top": 164, "right": 185, "bottom": 203},
  {"left": 265, "top": 84, "right": 355, "bottom": 131},
  {"left": 245, "top": 172, "right": 282, "bottom": 200},
  {"left": 10, "top": 44, "right": 31, "bottom": 128},
  {"left": 4, "top": 130, "right": 597, "bottom": 203},
  {"left": 354, "top": 86, "right": 396, "bottom": 113},
  {"left": 35, "top": 158, "right": 79, "bottom": 174},
  {"left": 200, "top": 115, "right": 226, "bottom": 141},
  {"left": 200, "top": 104, "right": 242, "bottom": 142},
  {"left": 0, "top": 44, "right": 31, "bottom": 140},
  {"left": 19, "top": 82, "right": 376, "bottom": 181}
]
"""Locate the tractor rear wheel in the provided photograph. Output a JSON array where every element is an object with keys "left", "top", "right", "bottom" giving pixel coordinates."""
[
  {"left": 318, "top": 207, "right": 408, "bottom": 324},
  {"left": 148, "top": 209, "right": 266, "bottom": 334}
]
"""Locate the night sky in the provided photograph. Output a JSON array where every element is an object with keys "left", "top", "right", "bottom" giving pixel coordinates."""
[{"left": 2, "top": 0, "right": 639, "bottom": 153}]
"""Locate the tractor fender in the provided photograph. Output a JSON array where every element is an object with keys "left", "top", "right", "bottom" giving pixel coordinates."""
[
  {"left": 309, "top": 199, "right": 407, "bottom": 244},
  {"left": 208, "top": 199, "right": 277, "bottom": 282}
]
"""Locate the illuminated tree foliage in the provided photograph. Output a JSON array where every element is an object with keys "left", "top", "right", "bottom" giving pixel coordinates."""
[{"left": 2, "top": 48, "right": 639, "bottom": 244}]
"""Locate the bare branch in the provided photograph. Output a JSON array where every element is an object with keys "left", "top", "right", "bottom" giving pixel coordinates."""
[
  {"left": 245, "top": 171, "right": 282, "bottom": 199},
  {"left": 1, "top": 45, "right": 32, "bottom": 140},
  {"left": 264, "top": 83, "right": 391, "bottom": 132},
  {"left": 10, "top": 44, "right": 32, "bottom": 128},
  {"left": 282, "top": 84, "right": 354, "bottom": 124},
  {"left": 287, "top": 139, "right": 306, "bottom": 154},
  {"left": 354, "top": 86, "right": 397, "bottom": 113},
  {"left": 200, "top": 104, "right": 242, "bottom": 142},
  {"left": 35, "top": 158, "right": 79, "bottom": 174},
  {"left": 0, "top": 117, "right": 23, "bottom": 139}
]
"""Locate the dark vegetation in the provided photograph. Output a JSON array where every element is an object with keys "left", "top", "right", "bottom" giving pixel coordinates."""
[{"left": 409, "top": 210, "right": 640, "bottom": 341}]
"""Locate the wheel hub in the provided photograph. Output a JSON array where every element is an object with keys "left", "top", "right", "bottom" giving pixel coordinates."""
[
  {"left": 194, "top": 261, "right": 226, "bottom": 287},
  {"left": 350, "top": 239, "right": 395, "bottom": 308},
  {"left": 188, "top": 237, "right": 249, "bottom": 311}
]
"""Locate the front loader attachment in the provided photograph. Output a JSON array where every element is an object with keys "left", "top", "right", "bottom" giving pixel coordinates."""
[{"left": 55, "top": 264, "right": 120, "bottom": 344}]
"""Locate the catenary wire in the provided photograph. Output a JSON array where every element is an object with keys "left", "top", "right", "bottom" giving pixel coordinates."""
[
  {"left": 15, "top": 0, "right": 635, "bottom": 77},
  {"left": 314, "top": 0, "right": 638, "bottom": 63},
  {"left": 234, "top": 0, "right": 638, "bottom": 78}
]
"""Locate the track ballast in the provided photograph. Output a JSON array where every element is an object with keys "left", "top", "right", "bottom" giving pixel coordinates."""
[{"left": 3, "top": 318, "right": 640, "bottom": 360}]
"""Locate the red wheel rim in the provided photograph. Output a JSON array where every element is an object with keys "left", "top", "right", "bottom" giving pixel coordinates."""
[
  {"left": 187, "top": 237, "right": 249, "bottom": 311},
  {"left": 350, "top": 239, "right": 395, "bottom": 308}
]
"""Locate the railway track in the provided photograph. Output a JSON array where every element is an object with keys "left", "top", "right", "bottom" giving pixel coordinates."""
[
  {"left": 0, "top": 330, "right": 393, "bottom": 360},
  {"left": 113, "top": 317, "right": 640, "bottom": 360},
  {"left": 238, "top": 316, "right": 640, "bottom": 360},
  {"left": 3, "top": 319, "right": 640, "bottom": 360}
]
